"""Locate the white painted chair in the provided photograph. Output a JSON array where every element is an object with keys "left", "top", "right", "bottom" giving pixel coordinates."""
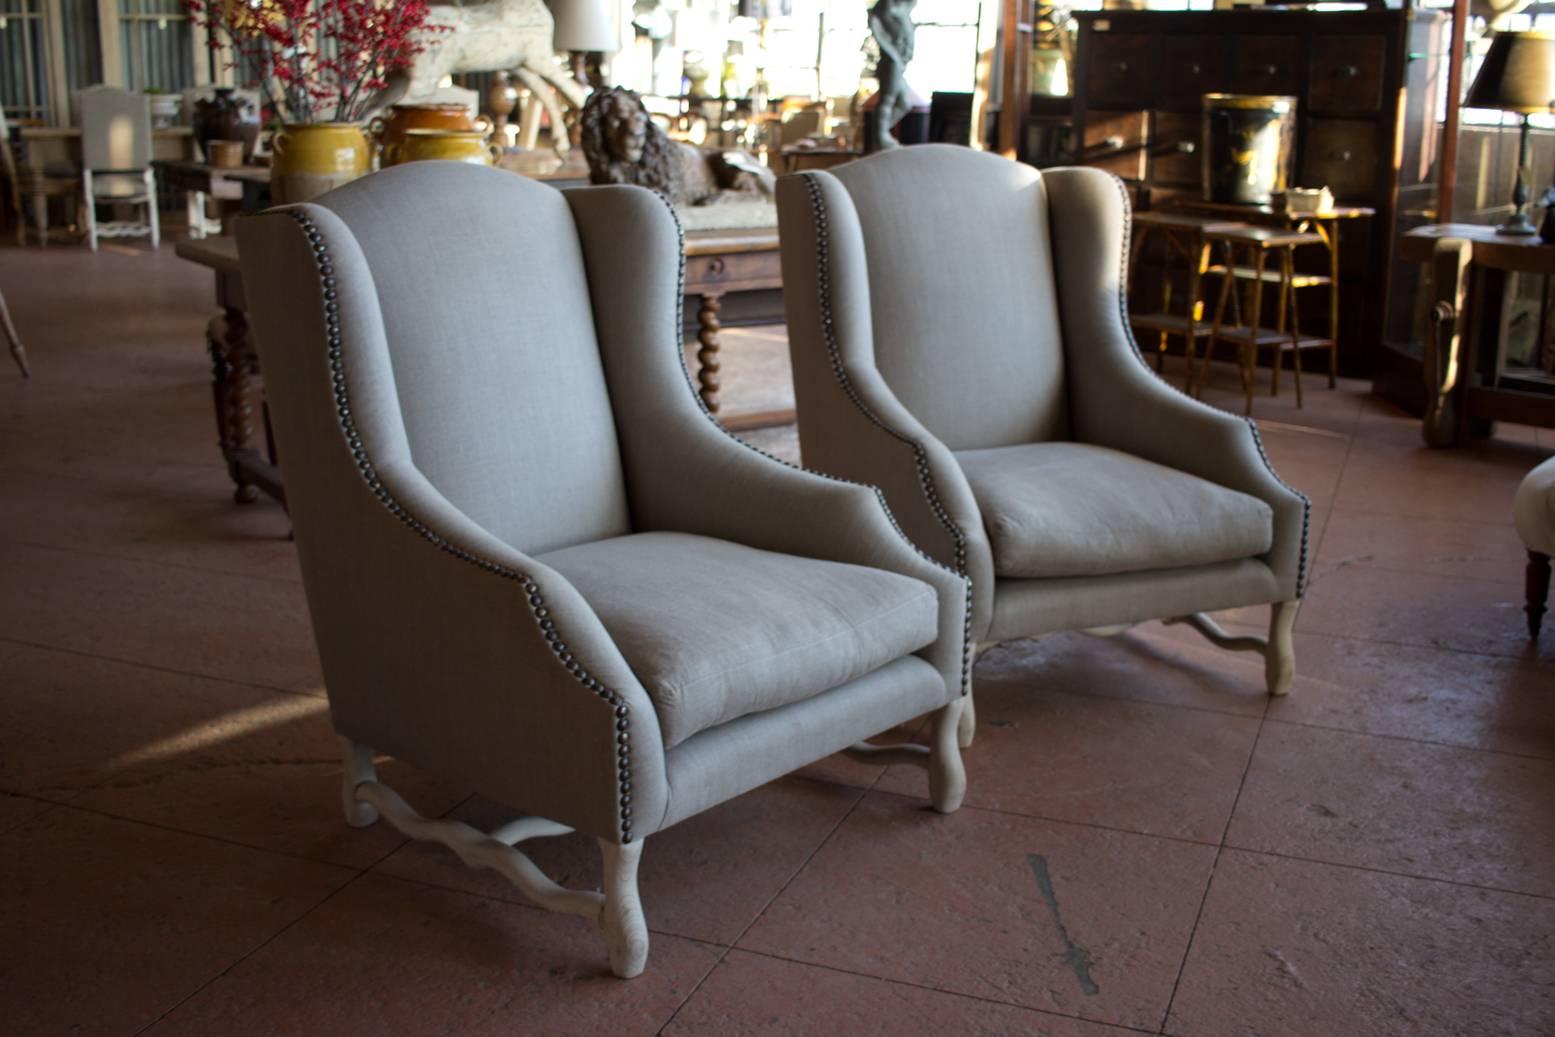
[{"left": 78, "top": 86, "right": 160, "bottom": 251}]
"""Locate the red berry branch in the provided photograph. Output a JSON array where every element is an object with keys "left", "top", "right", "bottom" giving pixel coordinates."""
[{"left": 185, "top": 0, "right": 448, "bottom": 125}]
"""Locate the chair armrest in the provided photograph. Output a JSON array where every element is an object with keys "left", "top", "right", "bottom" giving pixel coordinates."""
[
  {"left": 313, "top": 455, "right": 671, "bottom": 842},
  {"left": 565, "top": 183, "right": 970, "bottom": 693},
  {"left": 1044, "top": 167, "right": 1310, "bottom": 600}
]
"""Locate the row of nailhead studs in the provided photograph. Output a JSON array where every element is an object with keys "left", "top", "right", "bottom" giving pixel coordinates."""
[
  {"left": 795, "top": 176, "right": 976, "bottom": 694},
  {"left": 1105, "top": 174, "right": 1311, "bottom": 600},
  {"left": 642, "top": 189, "right": 974, "bottom": 696},
  {"left": 283, "top": 210, "right": 638, "bottom": 844}
]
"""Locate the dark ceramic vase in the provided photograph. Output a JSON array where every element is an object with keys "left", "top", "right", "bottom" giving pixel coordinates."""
[{"left": 193, "top": 87, "right": 261, "bottom": 164}]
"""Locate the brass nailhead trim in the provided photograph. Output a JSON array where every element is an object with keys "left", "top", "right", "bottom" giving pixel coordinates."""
[{"left": 284, "top": 210, "right": 636, "bottom": 844}]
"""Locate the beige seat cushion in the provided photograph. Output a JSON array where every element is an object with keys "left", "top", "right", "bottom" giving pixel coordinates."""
[
  {"left": 537, "top": 532, "right": 939, "bottom": 749},
  {"left": 1514, "top": 456, "right": 1555, "bottom": 556},
  {"left": 955, "top": 442, "right": 1274, "bottom": 579}
]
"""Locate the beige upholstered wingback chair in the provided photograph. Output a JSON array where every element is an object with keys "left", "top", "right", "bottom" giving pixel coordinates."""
[
  {"left": 776, "top": 146, "right": 1308, "bottom": 749},
  {"left": 236, "top": 162, "right": 969, "bottom": 978}
]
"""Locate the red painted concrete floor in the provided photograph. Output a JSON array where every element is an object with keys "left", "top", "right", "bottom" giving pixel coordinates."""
[{"left": 2, "top": 234, "right": 1555, "bottom": 1036}]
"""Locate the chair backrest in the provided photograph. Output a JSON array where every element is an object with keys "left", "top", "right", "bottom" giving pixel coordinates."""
[
  {"left": 823, "top": 144, "right": 1069, "bottom": 449},
  {"left": 244, "top": 162, "right": 631, "bottom": 556},
  {"left": 78, "top": 86, "right": 151, "bottom": 172}
]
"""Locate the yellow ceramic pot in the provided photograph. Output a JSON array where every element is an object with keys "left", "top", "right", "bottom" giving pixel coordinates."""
[
  {"left": 373, "top": 103, "right": 487, "bottom": 167},
  {"left": 395, "top": 127, "right": 502, "bottom": 167},
  {"left": 270, "top": 123, "right": 371, "bottom": 204}
]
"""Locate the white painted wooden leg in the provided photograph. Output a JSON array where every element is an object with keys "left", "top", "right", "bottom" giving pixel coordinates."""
[
  {"left": 339, "top": 736, "right": 380, "bottom": 828},
  {"left": 957, "top": 685, "right": 977, "bottom": 749},
  {"left": 929, "top": 699, "right": 966, "bottom": 814},
  {"left": 1266, "top": 600, "right": 1299, "bottom": 697},
  {"left": 598, "top": 839, "right": 648, "bottom": 979},
  {"left": 82, "top": 172, "right": 97, "bottom": 251}
]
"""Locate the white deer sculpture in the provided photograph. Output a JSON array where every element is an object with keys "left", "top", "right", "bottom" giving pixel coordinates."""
[{"left": 364, "top": 0, "right": 589, "bottom": 153}]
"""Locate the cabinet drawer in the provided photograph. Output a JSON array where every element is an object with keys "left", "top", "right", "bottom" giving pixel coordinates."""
[
  {"left": 1233, "top": 35, "right": 1302, "bottom": 96},
  {"left": 1160, "top": 35, "right": 1225, "bottom": 110},
  {"left": 1300, "top": 119, "right": 1379, "bottom": 199},
  {"left": 1082, "top": 109, "right": 1148, "bottom": 181},
  {"left": 1086, "top": 33, "right": 1157, "bottom": 107},
  {"left": 1150, "top": 110, "right": 1201, "bottom": 185},
  {"left": 1309, "top": 35, "right": 1385, "bottom": 112}
]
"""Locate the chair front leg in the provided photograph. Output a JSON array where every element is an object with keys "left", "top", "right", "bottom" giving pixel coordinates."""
[
  {"left": 337, "top": 736, "right": 650, "bottom": 978},
  {"left": 1266, "top": 599, "right": 1299, "bottom": 696},
  {"left": 599, "top": 839, "right": 648, "bottom": 978},
  {"left": 82, "top": 170, "right": 97, "bottom": 251},
  {"left": 841, "top": 698, "right": 966, "bottom": 813}
]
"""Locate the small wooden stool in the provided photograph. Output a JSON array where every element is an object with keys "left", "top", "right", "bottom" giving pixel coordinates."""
[
  {"left": 1127, "top": 212, "right": 1247, "bottom": 390},
  {"left": 1201, "top": 225, "right": 1331, "bottom": 414}
]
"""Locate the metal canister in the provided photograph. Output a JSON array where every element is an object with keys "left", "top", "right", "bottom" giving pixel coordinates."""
[{"left": 1201, "top": 94, "right": 1296, "bottom": 205}]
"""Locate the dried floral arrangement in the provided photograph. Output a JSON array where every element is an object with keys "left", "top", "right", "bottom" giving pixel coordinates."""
[{"left": 184, "top": 0, "right": 447, "bottom": 124}]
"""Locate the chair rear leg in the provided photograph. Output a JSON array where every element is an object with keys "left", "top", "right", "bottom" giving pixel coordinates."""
[{"left": 1528, "top": 551, "right": 1551, "bottom": 639}]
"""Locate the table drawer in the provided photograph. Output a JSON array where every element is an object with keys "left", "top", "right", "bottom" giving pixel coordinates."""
[
  {"left": 683, "top": 251, "right": 781, "bottom": 292},
  {"left": 1301, "top": 119, "right": 1380, "bottom": 200},
  {"left": 1309, "top": 34, "right": 1386, "bottom": 112},
  {"left": 1159, "top": 35, "right": 1225, "bottom": 110},
  {"left": 1150, "top": 110, "right": 1201, "bottom": 186},
  {"left": 1082, "top": 109, "right": 1148, "bottom": 181},
  {"left": 1232, "top": 35, "right": 1302, "bottom": 96},
  {"left": 1086, "top": 33, "right": 1157, "bottom": 107}
]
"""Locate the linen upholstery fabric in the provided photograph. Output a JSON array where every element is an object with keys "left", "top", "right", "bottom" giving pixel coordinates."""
[
  {"left": 539, "top": 532, "right": 938, "bottom": 748},
  {"left": 315, "top": 161, "right": 630, "bottom": 556},
  {"left": 955, "top": 442, "right": 1273, "bottom": 579},
  {"left": 827, "top": 145, "right": 1069, "bottom": 450},
  {"left": 237, "top": 163, "right": 969, "bottom": 844},
  {"left": 1514, "top": 456, "right": 1555, "bottom": 556},
  {"left": 776, "top": 148, "right": 1308, "bottom": 644}
]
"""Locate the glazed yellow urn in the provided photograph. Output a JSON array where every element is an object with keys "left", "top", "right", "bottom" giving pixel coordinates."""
[
  {"left": 394, "top": 127, "right": 502, "bottom": 167},
  {"left": 270, "top": 123, "right": 371, "bottom": 204}
]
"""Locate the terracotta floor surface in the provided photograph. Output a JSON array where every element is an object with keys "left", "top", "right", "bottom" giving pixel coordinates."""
[{"left": 2, "top": 233, "right": 1554, "bottom": 1037}]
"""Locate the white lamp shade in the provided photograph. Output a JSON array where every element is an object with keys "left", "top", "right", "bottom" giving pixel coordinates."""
[{"left": 551, "top": 0, "right": 619, "bottom": 53}]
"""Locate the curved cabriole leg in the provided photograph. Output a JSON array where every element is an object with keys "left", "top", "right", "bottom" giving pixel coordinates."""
[
  {"left": 336, "top": 738, "right": 647, "bottom": 975},
  {"left": 840, "top": 700, "right": 965, "bottom": 813},
  {"left": 340, "top": 737, "right": 380, "bottom": 827},
  {"left": 1163, "top": 603, "right": 1300, "bottom": 697},
  {"left": 957, "top": 686, "right": 977, "bottom": 749},
  {"left": 598, "top": 839, "right": 649, "bottom": 979},
  {"left": 1266, "top": 600, "right": 1299, "bottom": 697},
  {"left": 929, "top": 699, "right": 966, "bottom": 814}
]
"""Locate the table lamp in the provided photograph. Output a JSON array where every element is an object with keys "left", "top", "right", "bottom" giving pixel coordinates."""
[
  {"left": 551, "top": 0, "right": 618, "bottom": 90},
  {"left": 1465, "top": 31, "right": 1555, "bottom": 236}
]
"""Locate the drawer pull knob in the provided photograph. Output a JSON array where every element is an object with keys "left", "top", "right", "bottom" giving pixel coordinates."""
[
  {"left": 708, "top": 257, "right": 726, "bottom": 275},
  {"left": 1190, "top": 62, "right": 1201, "bottom": 75},
  {"left": 1265, "top": 63, "right": 1278, "bottom": 76},
  {"left": 1116, "top": 61, "right": 1129, "bottom": 73},
  {"left": 1342, "top": 64, "right": 1359, "bottom": 77},
  {"left": 1176, "top": 140, "right": 1196, "bottom": 154}
]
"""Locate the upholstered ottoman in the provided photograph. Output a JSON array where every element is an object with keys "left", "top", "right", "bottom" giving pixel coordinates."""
[{"left": 1514, "top": 456, "right": 1555, "bottom": 638}]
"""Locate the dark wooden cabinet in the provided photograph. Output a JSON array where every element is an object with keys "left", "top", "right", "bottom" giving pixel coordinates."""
[{"left": 1069, "top": 9, "right": 1445, "bottom": 377}]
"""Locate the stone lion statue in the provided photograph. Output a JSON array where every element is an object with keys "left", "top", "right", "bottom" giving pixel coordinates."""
[{"left": 580, "top": 87, "right": 775, "bottom": 207}]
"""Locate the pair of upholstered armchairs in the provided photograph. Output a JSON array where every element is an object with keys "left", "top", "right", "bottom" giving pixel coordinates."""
[{"left": 237, "top": 145, "right": 1304, "bottom": 979}]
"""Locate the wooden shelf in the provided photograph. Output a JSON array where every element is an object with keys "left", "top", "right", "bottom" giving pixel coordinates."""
[
  {"left": 1130, "top": 313, "right": 1216, "bottom": 338},
  {"left": 1206, "top": 265, "right": 1333, "bottom": 289},
  {"left": 1211, "top": 328, "right": 1334, "bottom": 350}
]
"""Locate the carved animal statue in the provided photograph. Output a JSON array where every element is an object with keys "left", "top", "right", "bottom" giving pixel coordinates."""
[
  {"left": 579, "top": 88, "right": 775, "bottom": 207},
  {"left": 364, "top": 0, "right": 586, "bottom": 152}
]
